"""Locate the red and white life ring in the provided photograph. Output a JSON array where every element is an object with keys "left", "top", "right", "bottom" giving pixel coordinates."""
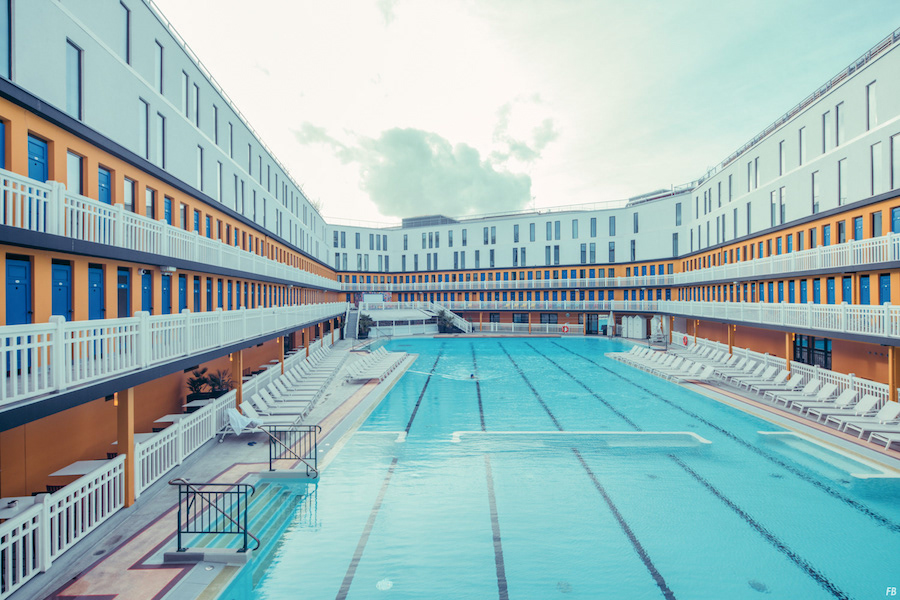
[
  {"left": 683, "top": 335, "right": 688, "bottom": 345},
  {"left": 562, "top": 325, "right": 569, "bottom": 333}
]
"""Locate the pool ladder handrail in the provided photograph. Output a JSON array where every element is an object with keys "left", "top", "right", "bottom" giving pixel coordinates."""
[
  {"left": 168, "top": 477, "right": 261, "bottom": 552},
  {"left": 258, "top": 425, "right": 322, "bottom": 477}
]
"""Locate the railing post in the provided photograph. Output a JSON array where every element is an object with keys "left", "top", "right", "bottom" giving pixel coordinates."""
[
  {"left": 840, "top": 302, "right": 848, "bottom": 332},
  {"left": 114, "top": 203, "right": 125, "bottom": 247},
  {"left": 807, "top": 302, "right": 814, "bottom": 329},
  {"left": 159, "top": 218, "right": 170, "bottom": 259},
  {"left": 884, "top": 302, "right": 891, "bottom": 337},
  {"left": 136, "top": 310, "right": 151, "bottom": 368},
  {"left": 46, "top": 181, "right": 65, "bottom": 236},
  {"left": 49, "top": 315, "right": 67, "bottom": 393},
  {"left": 176, "top": 419, "right": 184, "bottom": 465},
  {"left": 217, "top": 307, "right": 226, "bottom": 346},
  {"left": 36, "top": 493, "right": 52, "bottom": 571}
]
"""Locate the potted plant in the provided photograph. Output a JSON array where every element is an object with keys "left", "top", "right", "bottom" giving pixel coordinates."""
[
  {"left": 436, "top": 310, "right": 461, "bottom": 334},
  {"left": 185, "top": 367, "right": 210, "bottom": 402},
  {"left": 358, "top": 314, "right": 374, "bottom": 339},
  {"left": 207, "top": 369, "right": 235, "bottom": 397}
]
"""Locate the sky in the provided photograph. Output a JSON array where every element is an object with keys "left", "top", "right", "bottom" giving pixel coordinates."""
[{"left": 152, "top": 0, "right": 900, "bottom": 225}]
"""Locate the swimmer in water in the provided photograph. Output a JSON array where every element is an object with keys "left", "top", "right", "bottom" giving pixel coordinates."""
[{"left": 470, "top": 373, "right": 475, "bottom": 379}]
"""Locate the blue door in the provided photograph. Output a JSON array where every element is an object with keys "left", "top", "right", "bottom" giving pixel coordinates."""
[
  {"left": 207, "top": 279, "right": 213, "bottom": 311},
  {"left": 893, "top": 208, "right": 900, "bottom": 234},
  {"left": 800, "top": 281, "right": 807, "bottom": 304},
  {"left": 788, "top": 281, "right": 795, "bottom": 303},
  {"left": 98, "top": 168, "right": 112, "bottom": 204},
  {"left": 860, "top": 276, "right": 870, "bottom": 305},
  {"left": 227, "top": 281, "right": 233, "bottom": 310},
  {"left": 117, "top": 268, "right": 130, "bottom": 317},
  {"left": 0, "top": 122, "right": 5, "bottom": 168},
  {"left": 51, "top": 262, "right": 73, "bottom": 321},
  {"left": 6, "top": 258, "right": 31, "bottom": 325},
  {"left": 164, "top": 197, "right": 172, "bottom": 225},
  {"left": 193, "top": 277, "right": 201, "bottom": 311},
  {"left": 842, "top": 277, "right": 852, "bottom": 303},
  {"left": 217, "top": 280, "right": 223, "bottom": 309},
  {"left": 88, "top": 265, "right": 104, "bottom": 319},
  {"left": 27, "top": 136, "right": 48, "bottom": 182},
  {"left": 826, "top": 278, "right": 835, "bottom": 304},
  {"left": 854, "top": 217, "right": 863, "bottom": 241},
  {"left": 823, "top": 225, "right": 831, "bottom": 246},
  {"left": 778, "top": 282, "right": 784, "bottom": 303},
  {"left": 767, "top": 282, "right": 774, "bottom": 303},
  {"left": 161, "top": 274, "right": 171, "bottom": 314},
  {"left": 813, "top": 279, "right": 821, "bottom": 304},
  {"left": 141, "top": 271, "right": 152, "bottom": 312},
  {"left": 178, "top": 274, "right": 187, "bottom": 311},
  {"left": 880, "top": 274, "right": 891, "bottom": 305}
]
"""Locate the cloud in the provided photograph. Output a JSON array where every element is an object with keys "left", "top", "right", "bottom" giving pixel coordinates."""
[
  {"left": 377, "top": 0, "right": 398, "bottom": 25},
  {"left": 490, "top": 102, "right": 559, "bottom": 163},
  {"left": 293, "top": 124, "right": 531, "bottom": 218}
]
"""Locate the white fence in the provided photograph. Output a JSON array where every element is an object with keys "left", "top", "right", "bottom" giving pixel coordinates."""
[
  {"left": 671, "top": 332, "right": 892, "bottom": 408},
  {"left": 472, "top": 322, "right": 585, "bottom": 335},
  {"left": 0, "top": 168, "right": 340, "bottom": 291},
  {"left": 0, "top": 456, "right": 126, "bottom": 600},
  {"left": 0, "top": 302, "right": 347, "bottom": 407}
]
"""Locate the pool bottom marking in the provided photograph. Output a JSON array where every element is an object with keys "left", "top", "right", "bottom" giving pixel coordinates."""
[
  {"left": 670, "top": 455, "right": 850, "bottom": 600},
  {"left": 336, "top": 457, "right": 399, "bottom": 600},
  {"left": 474, "top": 342, "right": 510, "bottom": 600},
  {"left": 499, "top": 342, "right": 677, "bottom": 600},
  {"left": 404, "top": 344, "right": 445, "bottom": 435},
  {"left": 552, "top": 342, "right": 900, "bottom": 534},
  {"left": 535, "top": 342, "right": 851, "bottom": 599}
]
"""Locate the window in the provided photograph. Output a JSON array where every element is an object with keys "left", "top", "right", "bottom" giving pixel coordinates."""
[
  {"left": 728, "top": 174, "right": 733, "bottom": 201},
  {"left": 630, "top": 240, "right": 636, "bottom": 261},
  {"left": 462, "top": 229, "right": 467, "bottom": 246},
  {"left": 609, "top": 216, "right": 616, "bottom": 236},
  {"left": 119, "top": 2, "right": 131, "bottom": 64},
  {"left": 835, "top": 102, "right": 844, "bottom": 146},
  {"left": 798, "top": 127, "right": 806, "bottom": 166},
  {"left": 545, "top": 222, "right": 552, "bottom": 241},
  {"left": 138, "top": 99, "right": 149, "bottom": 158},
  {"left": 181, "top": 71, "right": 189, "bottom": 116},
  {"left": 196, "top": 146, "right": 204, "bottom": 190},
  {"left": 123, "top": 177, "right": 135, "bottom": 212},
  {"left": 590, "top": 217, "right": 597, "bottom": 237},
  {"left": 554, "top": 221, "right": 560, "bottom": 240},
  {"left": 822, "top": 110, "right": 832, "bottom": 152},
  {"left": 155, "top": 113, "right": 166, "bottom": 167},
  {"left": 228, "top": 123, "right": 234, "bottom": 158},
  {"left": 572, "top": 219, "right": 578, "bottom": 238},
  {"left": 811, "top": 171, "right": 820, "bottom": 214},
  {"left": 448, "top": 230, "right": 452, "bottom": 247},
  {"left": 589, "top": 243, "right": 595, "bottom": 263},
  {"left": 216, "top": 161, "right": 222, "bottom": 200},
  {"left": 837, "top": 158, "right": 847, "bottom": 205},
  {"left": 0, "top": 0, "right": 9, "bottom": 79},
  {"left": 872, "top": 142, "right": 883, "bottom": 196},
  {"left": 513, "top": 224, "right": 519, "bottom": 243},
  {"left": 675, "top": 203, "right": 682, "bottom": 226},
  {"left": 608, "top": 242, "right": 615, "bottom": 262},
  {"left": 893, "top": 134, "right": 900, "bottom": 190},
  {"left": 770, "top": 191, "right": 777, "bottom": 227},
  {"left": 213, "top": 105, "right": 219, "bottom": 145},
  {"left": 633, "top": 213, "right": 639, "bottom": 233},
  {"left": 529, "top": 223, "right": 535, "bottom": 242},
  {"left": 545, "top": 246, "right": 551, "bottom": 265},
  {"left": 794, "top": 335, "right": 831, "bottom": 369},
  {"left": 580, "top": 243, "right": 586, "bottom": 264},
  {"left": 145, "top": 187, "right": 156, "bottom": 219},
  {"left": 873, "top": 211, "right": 883, "bottom": 237},
  {"left": 154, "top": 41, "right": 163, "bottom": 93},
  {"left": 484, "top": 227, "right": 489, "bottom": 245},
  {"left": 66, "top": 40, "right": 83, "bottom": 119},
  {"left": 491, "top": 226, "right": 496, "bottom": 244},
  {"left": 778, "top": 140, "right": 785, "bottom": 175},
  {"left": 672, "top": 233, "right": 678, "bottom": 257},
  {"left": 193, "top": 83, "right": 200, "bottom": 127},
  {"left": 779, "top": 187, "right": 786, "bottom": 224},
  {"left": 866, "top": 81, "right": 877, "bottom": 131}
]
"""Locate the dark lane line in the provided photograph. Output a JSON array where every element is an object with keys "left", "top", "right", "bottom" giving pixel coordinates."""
[
  {"left": 336, "top": 458, "right": 399, "bottom": 600},
  {"left": 552, "top": 341, "right": 900, "bottom": 534},
  {"left": 499, "top": 342, "right": 677, "bottom": 600},
  {"left": 473, "top": 343, "right": 510, "bottom": 600},
  {"left": 534, "top": 341, "right": 850, "bottom": 599},
  {"left": 404, "top": 345, "right": 444, "bottom": 434}
]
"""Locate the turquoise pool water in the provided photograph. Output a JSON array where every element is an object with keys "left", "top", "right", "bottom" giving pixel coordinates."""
[{"left": 225, "top": 338, "right": 900, "bottom": 599}]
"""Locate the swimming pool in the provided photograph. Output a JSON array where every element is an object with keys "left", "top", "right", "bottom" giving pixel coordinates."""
[{"left": 225, "top": 338, "right": 900, "bottom": 599}]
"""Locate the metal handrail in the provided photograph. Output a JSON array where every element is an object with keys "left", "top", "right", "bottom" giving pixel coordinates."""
[
  {"left": 258, "top": 425, "right": 322, "bottom": 476},
  {"left": 168, "top": 478, "right": 260, "bottom": 552}
]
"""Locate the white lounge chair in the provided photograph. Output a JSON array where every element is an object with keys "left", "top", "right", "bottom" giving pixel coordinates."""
[
  {"left": 838, "top": 402, "right": 900, "bottom": 438},
  {"left": 809, "top": 394, "right": 879, "bottom": 424},
  {"left": 789, "top": 389, "right": 857, "bottom": 416}
]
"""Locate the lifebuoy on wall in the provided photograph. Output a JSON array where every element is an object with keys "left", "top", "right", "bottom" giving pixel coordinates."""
[
  {"left": 562, "top": 325, "right": 569, "bottom": 333},
  {"left": 683, "top": 335, "right": 688, "bottom": 345}
]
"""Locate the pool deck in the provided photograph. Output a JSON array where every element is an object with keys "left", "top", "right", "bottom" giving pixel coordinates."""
[{"left": 19, "top": 334, "right": 900, "bottom": 600}]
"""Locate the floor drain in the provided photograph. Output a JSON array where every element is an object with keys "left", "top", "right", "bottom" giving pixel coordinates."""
[
  {"left": 748, "top": 579, "right": 770, "bottom": 593},
  {"left": 557, "top": 581, "right": 572, "bottom": 593},
  {"left": 92, "top": 549, "right": 105, "bottom": 556}
]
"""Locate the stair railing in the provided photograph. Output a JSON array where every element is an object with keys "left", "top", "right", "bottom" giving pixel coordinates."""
[
  {"left": 260, "top": 425, "right": 322, "bottom": 476},
  {"left": 168, "top": 478, "right": 260, "bottom": 552}
]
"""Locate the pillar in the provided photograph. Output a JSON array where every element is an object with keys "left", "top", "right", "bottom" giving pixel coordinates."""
[
  {"left": 232, "top": 350, "right": 243, "bottom": 409},
  {"left": 116, "top": 387, "right": 136, "bottom": 507},
  {"left": 693, "top": 320, "right": 698, "bottom": 345},
  {"left": 276, "top": 336, "right": 284, "bottom": 374},
  {"left": 668, "top": 316, "right": 674, "bottom": 344},
  {"left": 889, "top": 347, "right": 900, "bottom": 404},
  {"left": 479, "top": 312, "right": 483, "bottom": 332},
  {"left": 784, "top": 332, "right": 793, "bottom": 372},
  {"left": 528, "top": 312, "right": 532, "bottom": 334},
  {"left": 727, "top": 324, "right": 734, "bottom": 355}
]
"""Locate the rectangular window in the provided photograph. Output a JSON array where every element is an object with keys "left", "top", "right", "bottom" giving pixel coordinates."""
[
  {"left": 675, "top": 202, "right": 682, "bottom": 226},
  {"left": 811, "top": 171, "right": 820, "bottom": 214},
  {"left": 138, "top": 99, "right": 149, "bottom": 158},
  {"left": 155, "top": 113, "right": 166, "bottom": 167},
  {"left": 580, "top": 243, "right": 586, "bottom": 264},
  {"left": 196, "top": 146, "right": 204, "bottom": 190},
  {"left": 572, "top": 219, "right": 578, "bottom": 238},
  {"left": 213, "top": 105, "right": 219, "bottom": 145},
  {"left": 837, "top": 158, "right": 847, "bottom": 205},
  {"left": 873, "top": 211, "right": 883, "bottom": 237},
  {"left": 589, "top": 242, "right": 595, "bottom": 263},
  {"left": 491, "top": 226, "right": 496, "bottom": 244},
  {"left": 66, "top": 40, "right": 83, "bottom": 119},
  {"left": 630, "top": 240, "right": 636, "bottom": 261},
  {"left": 228, "top": 122, "right": 234, "bottom": 158},
  {"left": 609, "top": 216, "right": 616, "bottom": 236},
  {"left": 545, "top": 222, "right": 552, "bottom": 241},
  {"left": 216, "top": 161, "right": 222, "bottom": 201},
  {"left": 728, "top": 174, "right": 733, "bottom": 201},
  {"left": 66, "top": 151, "right": 83, "bottom": 194},
  {"left": 633, "top": 212, "right": 639, "bottom": 233},
  {"left": 798, "top": 126, "right": 806, "bottom": 166},
  {"left": 545, "top": 246, "right": 551, "bottom": 265},
  {"left": 119, "top": 2, "right": 131, "bottom": 64},
  {"left": 181, "top": 71, "right": 189, "bottom": 116},
  {"left": 154, "top": 41, "right": 164, "bottom": 93},
  {"left": 145, "top": 187, "right": 156, "bottom": 219},
  {"left": 779, "top": 186, "right": 786, "bottom": 224},
  {"left": 778, "top": 140, "right": 785, "bottom": 175},
  {"left": 554, "top": 221, "right": 560, "bottom": 240},
  {"left": 0, "top": 0, "right": 9, "bottom": 79},
  {"left": 770, "top": 191, "right": 776, "bottom": 227},
  {"left": 892, "top": 134, "right": 900, "bottom": 190},
  {"left": 590, "top": 217, "right": 597, "bottom": 237},
  {"left": 608, "top": 242, "right": 615, "bottom": 262},
  {"left": 462, "top": 229, "right": 467, "bottom": 246},
  {"left": 553, "top": 245, "right": 559, "bottom": 265},
  {"left": 822, "top": 110, "right": 832, "bottom": 152},
  {"left": 123, "top": 177, "right": 135, "bottom": 212},
  {"left": 872, "top": 142, "right": 883, "bottom": 196},
  {"left": 484, "top": 227, "right": 489, "bottom": 245},
  {"left": 866, "top": 81, "right": 877, "bottom": 131},
  {"left": 529, "top": 223, "right": 535, "bottom": 242},
  {"left": 513, "top": 224, "right": 519, "bottom": 243},
  {"left": 672, "top": 233, "right": 678, "bottom": 257},
  {"left": 835, "top": 102, "right": 844, "bottom": 146}
]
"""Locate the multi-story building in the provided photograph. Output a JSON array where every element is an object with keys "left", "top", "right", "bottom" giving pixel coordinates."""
[{"left": 1, "top": 0, "right": 899, "bottom": 579}]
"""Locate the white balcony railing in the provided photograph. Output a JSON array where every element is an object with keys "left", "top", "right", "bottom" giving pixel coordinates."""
[
  {"left": 0, "top": 168, "right": 340, "bottom": 291},
  {"left": 0, "top": 302, "right": 347, "bottom": 408}
]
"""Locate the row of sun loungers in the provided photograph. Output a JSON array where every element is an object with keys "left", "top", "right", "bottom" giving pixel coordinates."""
[
  {"left": 612, "top": 343, "right": 900, "bottom": 451},
  {"left": 345, "top": 347, "right": 408, "bottom": 382}
]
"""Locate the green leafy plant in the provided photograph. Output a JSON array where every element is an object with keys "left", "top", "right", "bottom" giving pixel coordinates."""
[
  {"left": 207, "top": 369, "right": 235, "bottom": 393},
  {"left": 436, "top": 310, "right": 461, "bottom": 334},
  {"left": 358, "top": 314, "right": 374, "bottom": 338},
  {"left": 185, "top": 368, "right": 209, "bottom": 394}
]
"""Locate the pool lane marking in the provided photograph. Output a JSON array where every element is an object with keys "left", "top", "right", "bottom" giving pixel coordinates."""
[
  {"left": 336, "top": 457, "right": 399, "bottom": 600},
  {"left": 404, "top": 346, "right": 444, "bottom": 435},
  {"left": 670, "top": 455, "right": 851, "bottom": 600},
  {"left": 499, "top": 342, "right": 677, "bottom": 599},
  {"left": 536, "top": 342, "right": 851, "bottom": 597},
  {"left": 551, "top": 342, "right": 900, "bottom": 534},
  {"left": 473, "top": 342, "right": 510, "bottom": 600}
]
